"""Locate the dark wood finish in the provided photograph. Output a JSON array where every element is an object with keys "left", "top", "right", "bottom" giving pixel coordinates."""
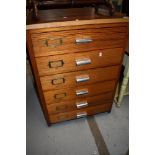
[
  {"left": 36, "top": 48, "right": 124, "bottom": 76},
  {"left": 37, "top": 0, "right": 104, "bottom": 9},
  {"left": 27, "top": 8, "right": 125, "bottom": 25},
  {"left": 27, "top": 0, "right": 104, "bottom": 10},
  {"left": 40, "top": 65, "right": 120, "bottom": 91},
  {"left": 27, "top": 1, "right": 116, "bottom": 23}
]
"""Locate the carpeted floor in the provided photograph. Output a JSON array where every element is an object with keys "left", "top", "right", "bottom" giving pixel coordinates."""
[{"left": 26, "top": 62, "right": 129, "bottom": 155}]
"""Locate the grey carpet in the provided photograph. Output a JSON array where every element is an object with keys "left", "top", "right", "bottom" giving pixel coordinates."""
[{"left": 26, "top": 62, "right": 129, "bottom": 155}]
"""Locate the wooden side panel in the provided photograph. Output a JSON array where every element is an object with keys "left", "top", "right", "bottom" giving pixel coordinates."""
[{"left": 27, "top": 31, "right": 51, "bottom": 125}]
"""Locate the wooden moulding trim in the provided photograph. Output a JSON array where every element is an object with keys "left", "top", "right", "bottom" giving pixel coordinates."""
[{"left": 26, "top": 18, "right": 129, "bottom": 30}]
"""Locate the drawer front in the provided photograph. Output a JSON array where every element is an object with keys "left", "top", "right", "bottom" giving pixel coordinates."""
[
  {"left": 44, "top": 80, "right": 116, "bottom": 104},
  {"left": 49, "top": 103, "right": 112, "bottom": 123},
  {"left": 36, "top": 48, "right": 123, "bottom": 76},
  {"left": 40, "top": 65, "right": 120, "bottom": 91},
  {"left": 32, "top": 27, "right": 127, "bottom": 57},
  {"left": 47, "top": 92, "right": 114, "bottom": 114}
]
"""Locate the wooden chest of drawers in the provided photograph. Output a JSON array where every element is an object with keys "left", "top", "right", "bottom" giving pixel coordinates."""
[{"left": 27, "top": 8, "right": 128, "bottom": 125}]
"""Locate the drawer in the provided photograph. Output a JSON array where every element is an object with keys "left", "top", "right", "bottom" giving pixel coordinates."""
[
  {"left": 31, "top": 27, "right": 127, "bottom": 57},
  {"left": 44, "top": 80, "right": 116, "bottom": 104},
  {"left": 40, "top": 65, "right": 120, "bottom": 91},
  {"left": 49, "top": 103, "right": 112, "bottom": 123},
  {"left": 36, "top": 48, "right": 123, "bottom": 76},
  {"left": 47, "top": 92, "right": 114, "bottom": 114}
]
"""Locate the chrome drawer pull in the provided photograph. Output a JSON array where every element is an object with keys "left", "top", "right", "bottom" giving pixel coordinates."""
[
  {"left": 75, "top": 38, "right": 92, "bottom": 44},
  {"left": 76, "top": 89, "right": 88, "bottom": 96},
  {"left": 77, "top": 112, "right": 87, "bottom": 118},
  {"left": 76, "top": 58, "right": 91, "bottom": 66},
  {"left": 76, "top": 75, "right": 90, "bottom": 83},
  {"left": 76, "top": 101, "right": 88, "bottom": 109}
]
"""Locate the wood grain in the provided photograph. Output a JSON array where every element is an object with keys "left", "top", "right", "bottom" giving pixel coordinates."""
[
  {"left": 26, "top": 12, "right": 128, "bottom": 124},
  {"left": 47, "top": 92, "right": 114, "bottom": 114},
  {"left": 43, "top": 80, "right": 116, "bottom": 104},
  {"left": 49, "top": 103, "right": 112, "bottom": 123},
  {"left": 26, "top": 31, "right": 51, "bottom": 125},
  {"left": 28, "top": 22, "right": 128, "bottom": 34},
  {"left": 36, "top": 48, "right": 124, "bottom": 76},
  {"left": 27, "top": 17, "right": 128, "bottom": 30},
  {"left": 32, "top": 26, "right": 127, "bottom": 57},
  {"left": 40, "top": 65, "right": 120, "bottom": 91}
]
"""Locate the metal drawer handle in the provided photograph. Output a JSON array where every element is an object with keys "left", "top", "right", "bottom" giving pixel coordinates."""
[
  {"left": 76, "top": 58, "right": 91, "bottom": 66},
  {"left": 45, "top": 37, "right": 63, "bottom": 47},
  {"left": 52, "top": 78, "right": 65, "bottom": 85},
  {"left": 76, "top": 101, "right": 88, "bottom": 109},
  {"left": 75, "top": 38, "right": 93, "bottom": 44},
  {"left": 76, "top": 74, "right": 90, "bottom": 83},
  {"left": 55, "top": 93, "right": 66, "bottom": 99},
  {"left": 77, "top": 112, "right": 87, "bottom": 118},
  {"left": 76, "top": 89, "right": 88, "bottom": 96},
  {"left": 49, "top": 60, "right": 64, "bottom": 68}
]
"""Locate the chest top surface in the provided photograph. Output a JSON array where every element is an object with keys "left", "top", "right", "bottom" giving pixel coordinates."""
[{"left": 26, "top": 7, "right": 128, "bottom": 30}]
